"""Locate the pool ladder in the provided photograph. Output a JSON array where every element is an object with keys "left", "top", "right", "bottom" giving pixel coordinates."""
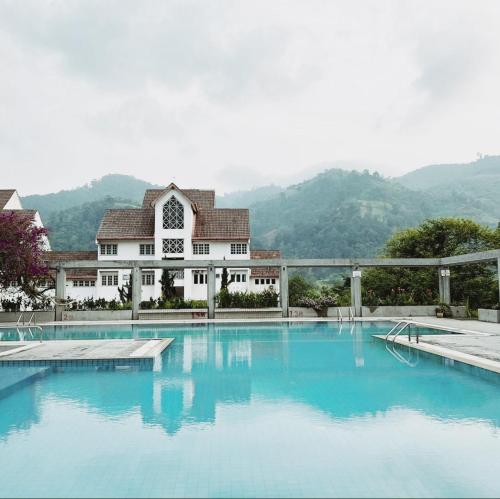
[
  {"left": 384, "top": 321, "right": 420, "bottom": 367},
  {"left": 337, "top": 307, "right": 355, "bottom": 322},
  {"left": 384, "top": 320, "right": 419, "bottom": 344},
  {"left": 0, "top": 312, "right": 44, "bottom": 342}
]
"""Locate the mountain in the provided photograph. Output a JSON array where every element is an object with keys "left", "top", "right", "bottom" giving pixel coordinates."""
[
  {"left": 249, "top": 169, "right": 434, "bottom": 257},
  {"left": 22, "top": 174, "right": 160, "bottom": 219},
  {"left": 396, "top": 155, "right": 500, "bottom": 224},
  {"left": 397, "top": 155, "right": 500, "bottom": 190},
  {"left": 44, "top": 197, "right": 139, "bottom": 250},
  {"left": 217, "top": 185, "right": 283, "bottom": 208},
  {"left": 18, "top": 157, "right": 500, "bottom": 254}
]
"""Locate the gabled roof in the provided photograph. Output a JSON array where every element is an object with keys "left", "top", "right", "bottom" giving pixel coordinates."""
[
  {"left": 143, "top": 186, "right": 215, "bottom": 210},
  {"left": 44, "top": 251, "right": 98, "bottom": 263},
  {"left": 97, "top": 209, "right": 155, "bottom": 240},
  {"left": 66, "top": 269, "right": 98, "bottom": 280},
  {"left": 250, "top": 249, "right": 281, "bottom": 278},
  {"left": 192, "top": 209, "right": 249, "bottom": 241},
  {"left": 43, "top": 251, "right": 98, "bottom": 280},
  {"left": 251, "top": 249, "right": 281, "bottom": 260},
  {"left": 0, "top": 189, "right": 16, "bottom": 209}
]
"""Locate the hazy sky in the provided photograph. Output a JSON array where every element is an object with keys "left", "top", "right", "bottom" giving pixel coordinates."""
[{"left": 1, "top": 0, "right": 500, "bottom": 195}]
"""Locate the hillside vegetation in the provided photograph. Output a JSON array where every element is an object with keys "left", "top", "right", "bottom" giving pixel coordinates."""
[
  {"left": 21, "top": 157, "right": 500, "bottom": 253},
  {"left": 23, "top": 174, "right": 159, "bottom": 219}
]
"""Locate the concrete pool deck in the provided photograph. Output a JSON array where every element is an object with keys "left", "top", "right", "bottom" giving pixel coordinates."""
[
  {"left": 375, "top": 317, "right": 500, "bottom": 374},
  {"left": 0, "top": 338, "right": 174, "bottom": 368}
]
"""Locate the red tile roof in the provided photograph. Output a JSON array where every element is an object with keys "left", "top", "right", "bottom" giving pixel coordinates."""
[
  {"left": 66, "top": 269, "right": 98, "bottom": 280},
  {"left": 43, "top": 251, "right": 98, "bottom": 280},
  {"left": 250, "top": 249, "right": 281, "bottom": 278},
  {"left": 143, "top": 187, "right": 215, "bottom": 210},
  {"left": 193, "top": 209, "right": 249, "bottom": 241},
  {"left": 44, "top": 251, "right": 98, "bottom": 262},
  {"left": 96, "top": 185, "right": 247, "bottom": 242},
  {"left": 96, "top": 209, "right": 155, "bottom": 240},
  {"left": 0, "top": 189, "right": 16, "bottom": 209}
]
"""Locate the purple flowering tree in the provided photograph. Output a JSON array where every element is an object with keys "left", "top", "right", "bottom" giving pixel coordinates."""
[{"left": 0, "top": 211, "right": 49, "bottom": 298}]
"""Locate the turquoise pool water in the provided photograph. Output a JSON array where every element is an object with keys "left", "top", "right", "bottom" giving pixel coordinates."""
[{"left": 0, "top": 321, "right": 499, "bottom": 498}]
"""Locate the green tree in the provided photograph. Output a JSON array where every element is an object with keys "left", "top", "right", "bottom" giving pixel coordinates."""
[
  {"left": 361, "top": 218, "right": 500, "bottom": 308},
  {"left": 288, "top": 274, "right": 314, "bottom": 306},
  {"left": 220, "top": 267, "right": 235, "bottom": 290},
  {"left": 159, "top": 269, "right": 176, "bottom": 300},
  {"left": 117, "top": 279, "right": 132, "bottom": 304}
]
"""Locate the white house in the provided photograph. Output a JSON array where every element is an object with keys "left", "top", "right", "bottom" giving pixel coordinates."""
[
  {"left": 1, "top": 184, "right": 280, "bottom": 307},
  {"left": 70, "top": 183, "right": 280, "bottom": 303}
]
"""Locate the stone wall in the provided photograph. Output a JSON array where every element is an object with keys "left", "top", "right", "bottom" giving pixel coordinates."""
[
  {"left": 0, "top": 311, "right": 55, "bottom": 323},
  {"left": 478, "top": 309, "right": 500, "bottom": 323},
  {"left": 61, "top": 310, "right": 132, "bottom": 321},
  {"left": 288, "top": 307, "right": 352, "bottom": 318}
]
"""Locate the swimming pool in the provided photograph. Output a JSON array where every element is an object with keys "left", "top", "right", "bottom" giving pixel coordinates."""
[{"left": 1, "top": 321, "right": 499, "bottom": 498}]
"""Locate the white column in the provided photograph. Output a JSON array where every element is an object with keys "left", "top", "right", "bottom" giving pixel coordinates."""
[
  {"left": 132, "top": 266, "right": 141, "bottom": 320},
  {"left": 279, "top": 265, "right": 289, "bottom": 318},
  {"left": 207, "top": 264, "right": 216, "bottom": 319},
  {"left": 439, "top": 268, "right": 451, "bottom": 304},
  {"left": 55, "top": 267, "right": 66, "bottom": 321},
  {"left": 350, "top": 268, "right": 362, "bottom": 317}
]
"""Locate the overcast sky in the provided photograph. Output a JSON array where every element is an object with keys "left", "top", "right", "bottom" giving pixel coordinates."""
[{"left": 1, "top": 0, "right": 500, "bottom": 195}]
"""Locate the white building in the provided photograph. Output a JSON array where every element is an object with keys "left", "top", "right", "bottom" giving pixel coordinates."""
[
  {"left": 1, "top": 184, "right": 280, "bottom": 306},
  {"left": 70, "top": 183, "right": 280, "bottom": 303}
]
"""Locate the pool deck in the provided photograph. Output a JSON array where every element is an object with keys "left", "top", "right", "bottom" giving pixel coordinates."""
[
  {"left": 375, "top": 317, "right": 500, "bottom": 374},
  {"left": 0, "top": 338, "right": 174, "bottom": 368}
]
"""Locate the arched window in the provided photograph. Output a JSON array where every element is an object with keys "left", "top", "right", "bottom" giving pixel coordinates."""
[{"left": 162, "top": 195, "right": 184, "bottom": 229}]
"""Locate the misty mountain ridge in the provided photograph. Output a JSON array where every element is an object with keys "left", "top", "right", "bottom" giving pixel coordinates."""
[{"left": 17, "top": 155, "right": 500, "bottom": 253}]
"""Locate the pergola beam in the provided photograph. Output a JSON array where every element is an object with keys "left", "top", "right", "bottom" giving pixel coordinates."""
[
  {"left": 441, "top": 249, "right": 500, "bottom": 266},
  {"left": 47, "top": 248, "right": 500, "bottom": 321},
  {"left": 49, "top": 257, "right": 442, "bottom": 270}
]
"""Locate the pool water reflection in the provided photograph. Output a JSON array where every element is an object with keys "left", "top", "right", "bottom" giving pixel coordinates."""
[{"left": 0, "top": 322, "right": 499, "bottom": 498}]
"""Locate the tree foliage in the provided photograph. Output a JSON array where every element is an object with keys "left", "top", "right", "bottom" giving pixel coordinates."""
[
  {"left": 220, "top": 267, "right": 235, "bottom": 290},
  {"left": 159, "top": 268, "right": 176, "bottom": 300},
  {"left": 0, "top": 211, "right": 49, "bottom": 297},
  {"left": 361, "top": 218, "right": 500, "bottom": 308}
]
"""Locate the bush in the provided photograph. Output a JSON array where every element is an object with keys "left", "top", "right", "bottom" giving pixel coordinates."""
[
  {"left": 1, "top": 296, "right": 54, "bottom": 312},
  {"left": 216, "top": 288, "right": 279, "bottom": 308},
  {"left": 65, "top": 297, "right": 131, "bottom": 311},
  {"left": 297, "top": 288, "right": 339, "bottom": 317},
  {"left": 435, "top": 302, "right": 452, "bottom": 318},
  {"left": 289, "top": 275, "right": 314, "bottom": 306}
]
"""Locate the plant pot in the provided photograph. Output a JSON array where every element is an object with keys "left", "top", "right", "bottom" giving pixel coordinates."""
[{"left": 436, "top": 312, "right": 444, "bottom": 318}]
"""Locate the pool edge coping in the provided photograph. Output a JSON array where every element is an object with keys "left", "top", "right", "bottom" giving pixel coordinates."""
[{"left": 373, "top": 334, "right": 500, "bottom": 375}]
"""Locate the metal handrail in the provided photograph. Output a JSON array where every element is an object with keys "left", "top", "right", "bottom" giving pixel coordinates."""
[
  {"left": 337, "top": 308, "right": 343, "bottom": 322},
  {"left": 16, "top": 312, "right": 24, "bottom": 326},
  {"left": 348, "top": 307, "right": 354, "bottom": 320},
  {"left": 391, "top": 322, "right": 410, "bottom": 344},
  {"left": 384, "top": 321, "right": 405, "bottom": 341}
]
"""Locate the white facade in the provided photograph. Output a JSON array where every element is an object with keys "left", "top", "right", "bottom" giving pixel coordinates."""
[{"left": 94, "top": 185, "right": 278, "bottom": 303}]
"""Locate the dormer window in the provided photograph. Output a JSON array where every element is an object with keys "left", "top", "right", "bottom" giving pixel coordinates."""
[{"left": 163, "top": 195, "right": 184, "bottom": 229}]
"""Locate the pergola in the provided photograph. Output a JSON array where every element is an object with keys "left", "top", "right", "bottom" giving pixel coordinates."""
[{"left": 48, "top": 249, "right": 500, "bottom": 320}]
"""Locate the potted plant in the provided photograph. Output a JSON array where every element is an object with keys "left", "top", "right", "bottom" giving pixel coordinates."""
[
  {"left": 298, "top": 293, "right": 339, "bottom": 317},
  {"left": 435, "top": 303, "right": 451, "bottom": 318}
]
